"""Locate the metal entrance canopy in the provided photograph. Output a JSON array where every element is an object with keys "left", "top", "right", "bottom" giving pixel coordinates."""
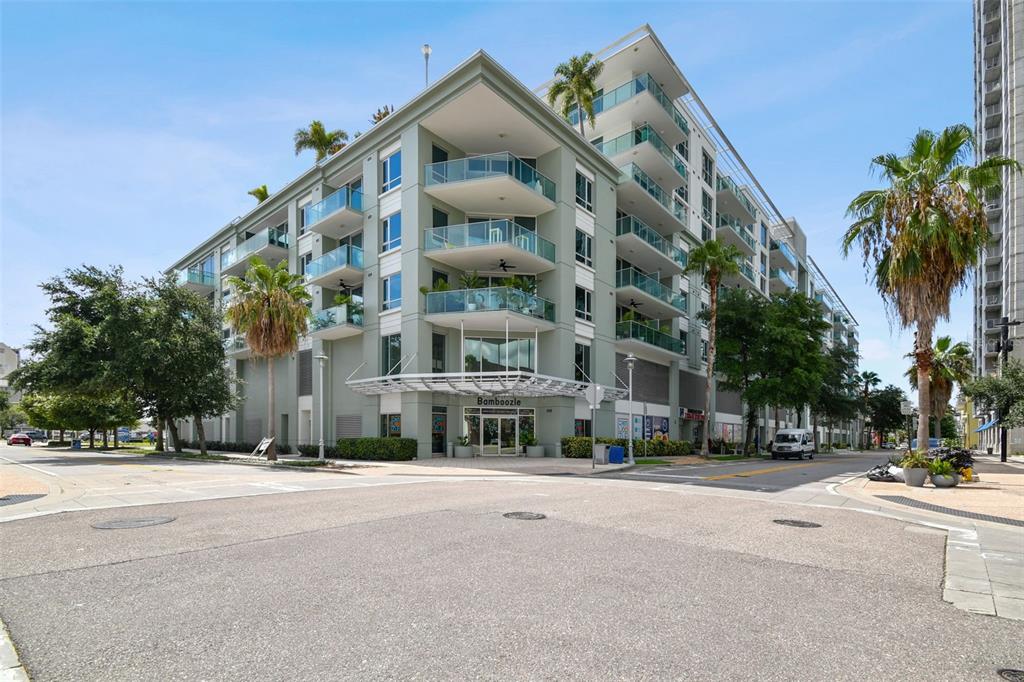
[{"left": 347, "top": 370, "right": 625, "bottom": 401}]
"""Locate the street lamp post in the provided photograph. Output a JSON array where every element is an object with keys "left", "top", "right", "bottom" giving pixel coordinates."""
[
  {"left": 315, "top": 354, "right": 328, "bottom": 460},
  {"left": 421, "top": 44, "right": 432, "bottom": 88},
  {"left": 625, "top": 353, "right": 636, "bottom": 465},
  {"left": 997, "top": 316, "right": 1020, "bottom": 463}
]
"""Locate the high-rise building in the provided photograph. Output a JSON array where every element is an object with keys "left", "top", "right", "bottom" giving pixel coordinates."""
[{"left": 167, "top": 25, "right": 859, "bottom": 458}]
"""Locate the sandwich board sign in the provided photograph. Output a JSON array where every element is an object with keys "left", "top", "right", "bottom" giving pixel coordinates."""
[{"left": 251, "top": 437, "right": 275, "bottom": 458}]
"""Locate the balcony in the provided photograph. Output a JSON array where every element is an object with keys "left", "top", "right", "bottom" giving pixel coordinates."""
[
  {"left": 769, "top": 268, "right": 797, "bottom": 293},
  {"left": 769, "top": 240, "right": 798, "bottom": 271},
  {"left": 424, "top": 220, "right": 556, "bottom": 275},
  {"left": 423, "top": 152, "right": 556, "bottom": 216},
  {"left": 985, "top": 246, "right": 1002, "bottom": 265},
  {"left": 984, "top": 32, "right": 1001, "bottom": 58},
  {"left": 618, "top": 163, "right": 687, "bottom": 235},
  {"left": 569, "top": 73, "right": 689, "bottom": 145},
  {"left": 985, "top": 317, "right": 1003, "bottom": 335},
  {"left": 985, "top": 128, "right": 1002, "bottom": 153},
  {"left": 987, "top": 199, "right": 1002, "bottom": 219},
  {"left": 303, "top": 187, "right": 363, "bottom": 239},
  {"left": 223, "top": 336, "right": 251, "bottom": 359},
  {"left": 724, "top": 260, "right": 757, "bottom": 290},
  {"left": 615, "top": 267, "right": 687, "bottom": 319},
  {"left": 615, "top": 320, "right": 684, "bottom": 361},
  {"left": 304, "top": 245, "right": 364, "bottom": 289},
  {"left": 986, "top": 267, "right": 1002, "bottom": 288},
  {"left": 985, "top": 103, "right": 1002, "bottom": 127},
  {"left": 716, "top": 174, "right": 757, "bottom": 223},
  {"left": 985, "top": 78, "right": 1002, "bottom": 104},
  {"left": 985, "top": 57, "right": 1002, "bottom": 82},
  {"left": 815, "top": 291, "right": 833, "bottom": 310},
  {"left": 985, "top": 294, "right": 1001, "bottom": 309},
  {"left": 176, "top": 267, "right": 215, "bottom": 292},
  {"left": 309, "top": 304, "right": 363, "bottom": 341},
  {"left": 595, "top": 125, "right": 687, "bottom": 184},
  {"left": 220, "top": 227, "right": 289, "bottom": 277},
  {"left": 984, "top": 9, "right": 1000, "bottom": 34},
  {"left": 716, "top": 213, "right": 756, "bottom": 255},
  {"left": 985, "top": 340, "right": 999, "bottom": 356},
  {"left": 424, "top": 287, "right": 556, "bottom": 332},
  {"left": 615, "top": 215, "right": 687, "bottom": 276}
]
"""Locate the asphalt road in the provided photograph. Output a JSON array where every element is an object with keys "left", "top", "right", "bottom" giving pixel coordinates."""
[{"left": 1, "top": 463, "right": 1021, "bottom": 680}]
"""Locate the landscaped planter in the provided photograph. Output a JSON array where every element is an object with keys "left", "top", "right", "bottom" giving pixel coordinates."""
[
  {"left": 903, "top": 468, "right": 928, "bottom": 487},
  {"left": 526, "top": 445, "right": 546, "bottom": 458},
  {"left": 930, "top": 474, "right": 957, "bottom": 488},
  {"left": 453, "top": 445, "right": 474, "bottom": 458}
]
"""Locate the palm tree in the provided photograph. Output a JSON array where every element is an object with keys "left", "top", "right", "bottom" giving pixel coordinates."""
[
  {"left": 225, "top": 257, "right": 310, "bottom": 460},
  {"left": 370, "top": 105, "right": 394, "bottom": 124},
  {"left": 685, "top": 240, "right": 743, "bottom": 457},
  {"left": 547, "top": 52, "right": 604, "bottom": 137},
  {"left": 856, "top": 370, "right": 880, "bottom": 448},
  {"left": 293, "top": 120, "right": 349, "bottom": 161},
  {"left": 843, "top": 123, "right": 1019, "bottom": 451},
  {"left": 904, "top": 336, "right": 972, "bottom": 442},
  {"left": 248, "top": 185, "right": 269, "bottom": 203}
]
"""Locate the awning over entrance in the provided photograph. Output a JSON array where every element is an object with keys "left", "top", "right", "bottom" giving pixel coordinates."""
[
  {"left": 347, "top": 370, "right": 626, "bottom": 402},
  {"left": 975, "top": 418, "right": 999, "bottom": 433}
]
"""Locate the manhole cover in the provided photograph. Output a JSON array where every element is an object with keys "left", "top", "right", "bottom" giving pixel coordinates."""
[
  {"left": 503, "top": 512, "right": 546, "bottom": 521},
  {"left": 773, "top": 519, "right": 821, "bottom": 528},
  {"left": 998, "top": 670, "right": 1024, "bottom": 682},
  {"left": 91, "top": 516, "right": 176, "bottom": 529}
]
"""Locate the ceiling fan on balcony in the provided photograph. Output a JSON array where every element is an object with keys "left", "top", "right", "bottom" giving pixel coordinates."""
[
  {"left": 492, "top": 259, "right": 517, "bottom": 272},
  {"left": 628, "top": 299, "right": 644, "bottom": 309}
]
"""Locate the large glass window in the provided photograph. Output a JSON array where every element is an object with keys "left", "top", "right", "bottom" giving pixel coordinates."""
[
  {"left": 574, "top": 343, "right": 591, "bottom": 382},
  {"left": 382, "top": 211, "right": 402, "bottom": 252},
  {"left": 701, "top": 151, "right": 713, "bottom": 186},
  {"left": 382, "top": 273, "right": 401, "bottom": 311},
  {"left": 381, "top": 150, "right": 402, "bottom": 193},
  {"left": 760, "top": 223, "right": 768, "bottom": 246},
  {"left": 575, "top": 286, "right": 592, "bottom": 322},
  {"left": 432, "top": 333, "right": 446, "bottom": 373},
  {"left": 575, "top": 229, "right": 593, "bottom": 267},
  {"left": 680, "top": 330, "right": 688, "bottom": 355},
  {"left": 701, "top": 339, "right": 708, "bottom": 362},
  {"left": 701, "top": 190, "right": 713, "bottom": 224},
  {"left": 298, "top": 252, "right": 312, "bottom": 276},
  {"left": 575, "top": 419, "right": 592, "bottom": 437},
  {"left": 676, "top": 139, "right": 689, "bottom": 162},
  {"left": 380, "top": 414, "right": 401, "bottom": 438},
  {"left": 463, "top": 337, "right": 534, "bottom": 373},
  {"left": 382, "top": 334, "right": 402, "bottom": 375},
  {"left": 575, "top": 171, "right": 593, "bottom": 212}
]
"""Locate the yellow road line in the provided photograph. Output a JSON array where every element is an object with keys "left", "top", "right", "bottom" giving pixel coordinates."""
[{"left": 703, "top": 462, "right": 819, "bottom": 481}]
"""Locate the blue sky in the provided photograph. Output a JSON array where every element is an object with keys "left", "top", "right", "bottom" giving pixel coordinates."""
[{"left": 1, "top": 1, "right": 972, "bottom": 392}]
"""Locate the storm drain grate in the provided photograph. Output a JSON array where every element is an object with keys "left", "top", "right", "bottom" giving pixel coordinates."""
[
  {"left": 0, "top": 494, "right": 45, "bottom": 508},
  {"left": 998, "top": 669, "right": 1024, "bottom": 682},
  {"left": 503, "top": 512, "right": 546, "bottom": 521},
  {"left": 773, "top": 519, "right": 822, "bottom": 528},
  {"left": 92, "top": 516, "right": 176, "bottom": 530},
  {"left": 878, "top": 496, "right": 1024, "bottom": 528}
]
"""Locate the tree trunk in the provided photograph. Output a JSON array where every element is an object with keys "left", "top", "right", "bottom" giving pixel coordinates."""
[
  {"left": 828, "top": 422, "right": 833, "bottom": 451},
  {"left": 156, "top": 422, "right": 165, "bottom": 452},
  {"left": 112, "top": 424, "right": 118, "bottom": 449},
  {"left": 935, "top": 410, "right": 942, "bottom": 442},
  {"left": 59, "top": 429, "right": 65, "bottom": 444},
  {"left": 88, "top": 429, "right": 95, "bottom": 449},
  {"left": 266, "top": 358, "right": 277, "bottom": 461},
  {"left": 167, "top": 420, "right": 182, "bottom": 452},
  {"left": 700, "top": 277, "right": 719, "bottom": 458},
  {"left": 914, "top": 321, "right": 934, "bottom": 451},
  {"left": 773, "top": 405, "right": 780, "bottom": 437},
  {"left": 743, "top": 404, "right": 756, "bottom": 453},
  {"left": 195, "top": 415, "right": 207, "bottom": 456},
  {"left": 102, "top": 429, "right": 108, "bottom": 449},
  {"left": 812, "top": 414, "right": 819, "bottom": 450}
]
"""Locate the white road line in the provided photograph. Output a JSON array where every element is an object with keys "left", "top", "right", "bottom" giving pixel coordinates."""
[{"left": 0, "top": 455, "right": 59, "bottom": 477}]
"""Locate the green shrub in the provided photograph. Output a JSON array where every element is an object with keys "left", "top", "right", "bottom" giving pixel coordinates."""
[
  {"left": 336, "top": 437, "right": 417, "bottom": 461},
  {"left": 276, "top": 459, "right": 327, "bottom": 467},
  {"left": 297, "top": 443, "right": 340, "bottom": 458},
  {"left": 559, "top": 436, "right": 692, "bottom": 458},
  {"left": 183, "top": 439, "right": 292, "bottom": 455}
]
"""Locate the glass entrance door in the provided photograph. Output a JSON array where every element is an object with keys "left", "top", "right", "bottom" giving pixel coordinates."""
[
  {"left": 499, "top": 417, "right": 516, "bottom": 455},
  {"left": 480, "top": 416, "right": 518, "bottom": 456}
]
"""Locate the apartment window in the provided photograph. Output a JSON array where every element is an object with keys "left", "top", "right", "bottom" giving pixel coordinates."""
[
  {"left": 382, "top": 211, "right": 402, "bottom": 252},
  {"left": 380, "top": 414, "right": 401, "bottom": 438},
  {"left": 575, "top": 286, "right": 593, "bottom": 322},
  {"left": 680, "top": 291, "right": 689, "bottom": 315},
  {"left": 574, "top": 419, "right": 592, "bottom": 437},
  {"left": 701, "top": 339, "right": 708, "bottom": 362},
  {"left": 760, "top": 223, "right": 768, "bottom": 247},
  {"left": 382, "top": 334, "right": 402, "bottom": 375},
  {"left": 381, "top": 150, "right": 402, "bottom": 193},
  {"left": 701, "top": 151, "right": 713, "bottom": 186},
  {"left": 574, "top": 343, "right": 591, "bottom": 382},
  {"left": 575, "top": 229, "right": 593, "bottom": 267},
  {"left": 675, "top": 184, "right": 689, "bottom": 206},
  {"left": 680, "top": 330, "right": 688, "bottom": 355},
  {"left": 701, "top": 191, "right": 713, "bottom": 224},
  {"left": 575, "top": 171, "right": 593, "bottom": 212},
  {"left": 700, "top": 302, "right": 709, "bottom": 327},
  {"left": 298, "top": 203, "right": 309, "bottom": 236},
  {"left": 676, "top": 139, "right": 689, "bottom": 162},
  {"left": 701, "top": 223, "right": 712, "bottom": 242},
  {"left": 431, "top": 270, "right": 449, "bottom": 287},
  {"left": 463, "top": 337, "right": 534, "bottom": 373},
  {"left": 432, "top": 333, "right": 446, "bottom": 373},
  {"left": 432, "top": 208, "right": 448, "bottom": 228},
  {"left": 760, "top": 253, "right": 767, "bottom": 275},
  {"left": 431, "top": 144, "right": 448, "bottom": 164},
  {"left": 382, "top": 273, "right": 401, "bottom": 311},
  {"left": 298, "top": 252, "right": 313, "bottom": 276}
]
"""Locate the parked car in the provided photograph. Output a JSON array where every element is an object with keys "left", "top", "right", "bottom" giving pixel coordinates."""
[
  {"left": 771, "top": 429, "right": 815, "bottom": 460},
  {"left": 22, "top": 430, "right": 48, "bottom": 443},
  {"left": 6, "top": 433, "right": 32, "bottom": 446},
  {"left": 910, "top": 438, "right": 941, "bottom": 450},
  {"left": 881, "top": 442, "right": 896, "bottom": 450}
]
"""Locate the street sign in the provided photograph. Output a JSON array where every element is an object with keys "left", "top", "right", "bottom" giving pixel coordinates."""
[
  {"left": 900, "top": 400, "right": 913, "bottom": 416},
  {"left": 585, "top": 384, "right": 605, "bottom": 409}
]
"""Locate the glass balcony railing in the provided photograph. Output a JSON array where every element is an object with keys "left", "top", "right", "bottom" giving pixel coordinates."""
[
  {"left": 616, "top": 267, "right": 686, "bottom": 312},
  {"left": 769, "top": 241, "right": 798, "bottom": 269},
  {"left": 716, "top": 174, "right": 758, "bottom": 218},
  {"left": 814, "top": 292, "right": 834, "bottom": 309},
  {"left": 176, "top": 268, "right": 214, "bottom": 288},
  {"left": 770, "top": 268, "right": 797, "bottom": 289},
  {"left": 311, "top": 304, "right": 363, "bottom": 332},
  {"left": 739, "top": 261, "right": 755, "bottom": 283},
  {"left": 596, "top": 125, "right": 687, "bottom": 180},
  {"left": 424, "top": 152, "right": 556, "bottom": 203},
  {"left": 424, "top": 287, "right": 555, "bottom": 322},
  {"left": 303, "top": 186, "right": 363, "bottom": 227},
  {"left": 424, "top": 220, "right": 555, "bottom": 263},
  {"left": 221, "top": 227, "right": 290, "bottom": 270},
  {"left": 305, "top": 245, "right": 363, "bottom": 281},
  {"left": 616, "top": 320, "right": 684, "bottom": 354},
  {"left": 223, "top": 336, "right": 248, "bottom": 354},
  {"left": 569, "top": 73, "right": 690, "bottom": 136},
  {"left": 616, "top": 215, "right": 687, "bottom": 269},
  {"left": 621, "top": 164, "right": 686, "bottom": 228},
  {"left": 717, "top": 214, "right": 756, "bottom": 251}
]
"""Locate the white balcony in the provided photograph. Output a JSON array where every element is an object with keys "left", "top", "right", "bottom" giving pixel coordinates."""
[
  {"left": 175, "top": 267, "right": 215, "bottom": 293},
  {"left": 220, "top": 228, "right": 290, "bottom": 277},
  {"left": 304, "top": 245, "right": 364, "bottom": 289},
  {"left": 303, "top": 187, "right": 363, "bottom": 240},
  {"left": 423, "top": 153, "right": 556, "bottom": 217},
  {"left": 716, "top": 214, "right": 756, "bottom": 257},
  {"left": 616, "top": 267, "right": 687, "bottom": 320},
  {"left": 615, "top": 215, "right": 687, "bottom": 276},
  {"left": 617, "top": 163, "right": 687, "bottom": 236},
  {"left": 309, "top": 304, "right": 363, "bottom": 341},
  {"left": 716, "top": 174, "right": 757, "bottom": 223},
  {"left": 423, "top": 221, "right": 556, "bottom": 275},
  {"left": 424, "top": 287, "right": 556, "bottom": 332}
]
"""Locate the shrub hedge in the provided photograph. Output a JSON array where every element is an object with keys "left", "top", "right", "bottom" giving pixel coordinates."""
[
  {"left": 182, "top": 439, "right": 292, "bottom": 455},
  {"left": 337, "top": 437, "right": 417, "bottom": 461},
  {"left": 560, "top": 436, "right": 692, "bottom": 459}
]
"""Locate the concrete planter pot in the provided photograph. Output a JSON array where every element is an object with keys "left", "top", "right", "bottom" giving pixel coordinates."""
[
  {"left": 930, "top": 474, "right": 957, "bottom": 488},
  {"left": 526, "top": 445, "right": 546, "bottom": 458},
  {"left": 903, "top": 467, "right": 929, "bottom": 487},
  {"left": 453, "top": 446, "right": 474, "bottom": 458}
]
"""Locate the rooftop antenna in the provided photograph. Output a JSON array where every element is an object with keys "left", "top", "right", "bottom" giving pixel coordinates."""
[{"left": 421, "top": 44, "right": 432, "bottom": 88}]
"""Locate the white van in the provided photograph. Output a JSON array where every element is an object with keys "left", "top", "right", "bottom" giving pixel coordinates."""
[{"left": 771, "top": 429, "right": 815, "bottom": 460}]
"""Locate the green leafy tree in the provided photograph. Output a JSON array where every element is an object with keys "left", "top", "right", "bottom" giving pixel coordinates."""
[
  {"left": 710, "top": 288, "right": 768, "bottom": 451},
  {"left": 686, "top": 241, "right": 742, "bottom": 457},
  {"left": 370, "top": 105, "right": 393, "bottom": 124},
  {"left": 903, "top": 335, "right": 971, "bottom": 441},
  {"left": 547, "top": 52, "right": 604, "bottom": 137},
  {"left": 868, "top": 384, "right": 908, "bottom": 442},
  {"left": 248, "top": 185, "right": 269, "bottom": 203},
  {"left": 843, "top": 123, "right": 1020, "bottom": 451},
  {"left": 225, "top": 257, "right": 310, "bottom": 460},
  {"left": 964, "top": 359, "right": 1024, "bottom": 427},
  {"left": 0, "top": 403, "right": 27, "bottom": 434},
  {"left": 811, "top": 342, "right": 861, "bottom": 447},
  {"left": 21, "top": 391, "right": 137, "bottom": 448},
  {"left": 293, "top": 120, "right": 348, "bottom": 161}
]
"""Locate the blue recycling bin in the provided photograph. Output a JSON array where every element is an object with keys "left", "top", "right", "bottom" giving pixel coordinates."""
[
  {"left": 71, "top": 439, "right": 82, "bottom": 450},
  {"left": 608, "top": 446, "right": 625, "bottom": 464}
]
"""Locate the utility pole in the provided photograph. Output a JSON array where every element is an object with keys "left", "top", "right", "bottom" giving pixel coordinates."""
[{"left": 996, "top": 316, "right": 1020, "bottom": 463}]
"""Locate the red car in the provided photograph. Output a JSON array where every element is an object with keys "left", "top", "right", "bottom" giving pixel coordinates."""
[{"left": 6, "top": 433, "right": 32, "bottom": 446}]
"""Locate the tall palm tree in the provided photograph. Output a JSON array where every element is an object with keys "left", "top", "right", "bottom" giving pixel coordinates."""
[
  {"left": 685, "top": 240, "right": 743, "bottom": 457},
  {"left": 225, "top": 257, "right": 310, "bottom": 460},
  {"left": 856, "top": 370, "right": 880, "bottom": 448},
  {"left": 843, "top": 123, "right": 1019, "bottom": 451},
  {"left": 370, "top": 105, "right": 394, "bottom": 124},
  {"left": 293, "top": 120, "right": 349, "bottom": 162},
  {"left": 248, "top": 185, "right": 269, "bottom": 203},
  {"left": 904, "top": 336, "right": 972, "bottom": 441},
  {"left": 547, "top": 52, "right": 604, "bottom": 137}
]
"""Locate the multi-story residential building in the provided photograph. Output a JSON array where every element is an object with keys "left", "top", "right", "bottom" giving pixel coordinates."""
[
  {"left": 0, "top": 342, "right": 20, "bottom": 397},
  {"left": 972, "top": 0, "right": 1023, "bottom": 451},
  {"left": 167, "top": 25, "right": 859, "bottom": 457}
]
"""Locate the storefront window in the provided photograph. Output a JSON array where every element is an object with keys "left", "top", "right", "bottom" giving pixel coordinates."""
[
  {"left": 575, "top": 419, "right": 592, "bottom": 437},
  {"left": 380, "top": 413, "right": 401, "bottom": 438},
  {"left": 463, "top": 337, "right": 534, "bottom": 373}
]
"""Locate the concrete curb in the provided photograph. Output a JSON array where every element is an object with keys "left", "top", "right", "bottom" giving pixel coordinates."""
[{"left": 0, "top": 616, "right": 28, "bottom": 681}]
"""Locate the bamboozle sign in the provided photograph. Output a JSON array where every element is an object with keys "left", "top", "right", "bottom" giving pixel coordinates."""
[{"left": 477, "top": 396, "right": 522, "bottom": 407}]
